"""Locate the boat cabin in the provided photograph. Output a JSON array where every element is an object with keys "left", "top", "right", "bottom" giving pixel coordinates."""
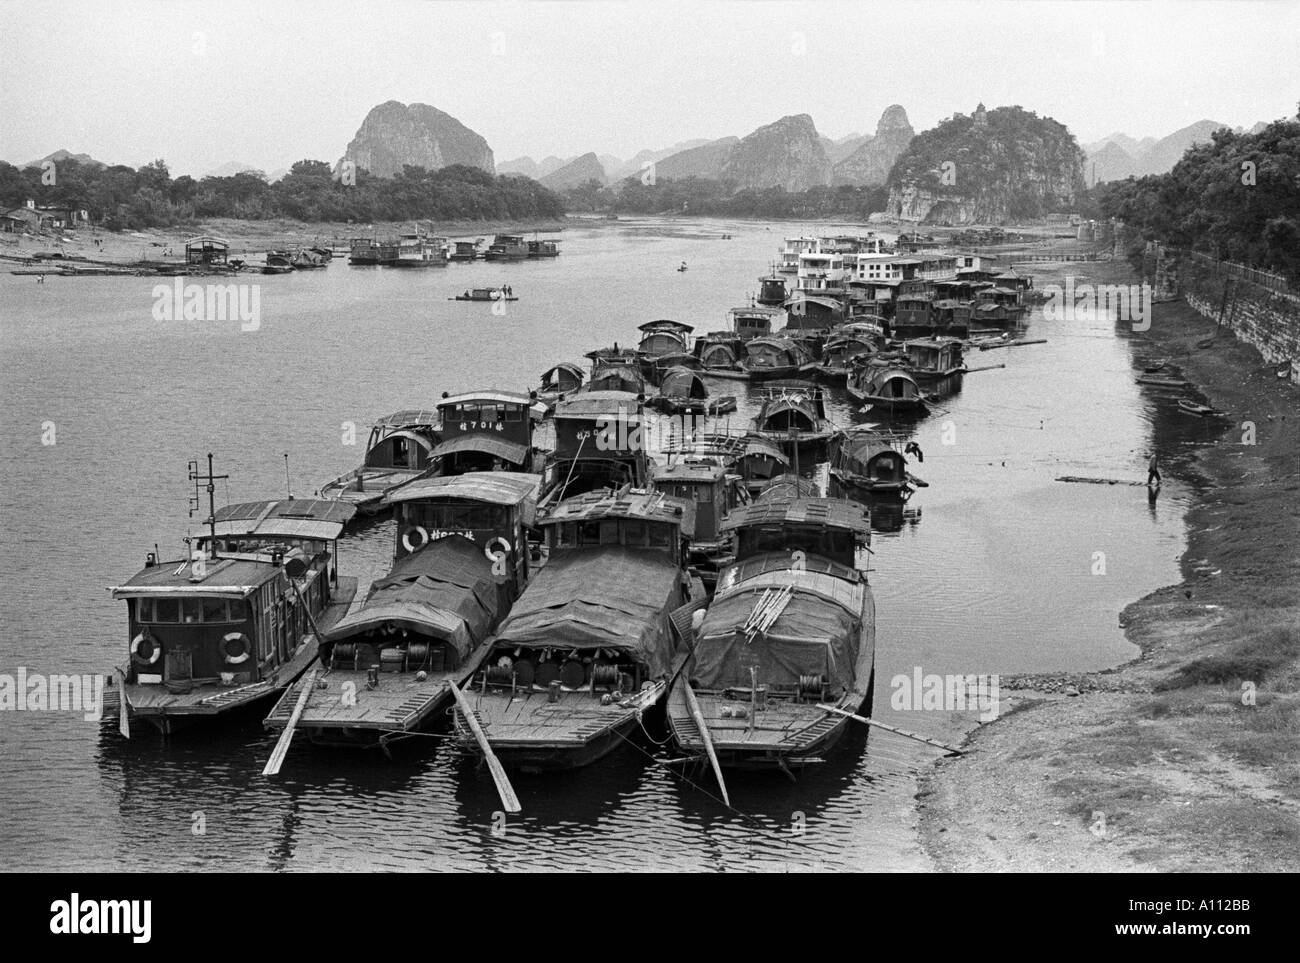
[
  {"left": 695, "top": 333, "right": 746, "bottom": 370},
  {"left": 196, "top": 497, "right": 356, "bottom": 610},
  {"left": 657, "top": 367, "right": 708, "bottom": 409},
  {"left": 527, "top": 239, "right": 560, "bottom": 257},
  {"left": 547, "top": 391, "right": 649, "bottom": 502},
  {"left": 829, "top": 433, "right": 911, "bottom": 495},
  {"left": 735, "top": 437, "right": 791, "bottom": 494},
  {"left": 637, "top": 319, "right": 694, "bottom": 358},
  {"left": 743, "top": 337, "right": 812, "bottom": 375},
  {"left": 783, "top": 293, "right": 844, "bottom": 330},
  {"left": 904, "top": 338, "right": 964, "bottom": 376},
  {"left": 730, "top": 306, "right": 778, "bottom": 339},
  {"left": 754, "top": 381, "right": 828, "bottom": 434},
  {"left": 756, "top": 275, "right": 788, "bottom": 307},
  {"left": 539, "top": 362, "right": 585, "bottom": 399},
  {"left": 587, "top": 361, "right": 647, "bottom": 394},
  {"left": 652, "top": 458, "right": 742, "bottom": 554},
  {"left": 112, "top": 556, "right": 300, "bottom": 691},
  {"left": 385, "top": 471, "right": 539, "bottom": 595},
  {"left": 719, "top": 497, "right": 871, "bottom": 571},
  {"left": 185, "top": 236, "right": 229, "bottom": 267},
  {"left": 431, "top": 390, "right": 536, "bottom": 474},
  {"left": 485, "top": 234, "right": 528, "bottom": 259}
]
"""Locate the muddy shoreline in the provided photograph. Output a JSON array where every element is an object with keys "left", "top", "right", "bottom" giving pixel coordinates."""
[{"left": 918, "top": 260, "right": 1299, "bottom": 872}]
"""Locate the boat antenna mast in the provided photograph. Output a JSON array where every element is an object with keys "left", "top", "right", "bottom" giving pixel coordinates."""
[
  {"left": 283, "top": 452, "right": 293, "bottom": 500},
  {"left": 189, "top": 453, "right": 228, "bottom": 560}
]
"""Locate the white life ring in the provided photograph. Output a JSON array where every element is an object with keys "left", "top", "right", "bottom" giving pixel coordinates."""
[
  {"left": 221, "top": 632, "right": 252, "bottom": 665},
  {"left": 484, "top": 537, "right": 512, "bottom": 562},
  {"left": 131, "top": 632, "right": 160, "bottom": 666}
]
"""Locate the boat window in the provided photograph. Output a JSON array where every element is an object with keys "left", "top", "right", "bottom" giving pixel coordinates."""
[
  {"left": 647, "top": 524, "right": 672, "bottom": 548},
  {"left": 181, "top": 597, "right": 203, "bottom": 624},
  {"left": 579, "top": 521, "right": 601, "bottom": 545},
  {"left": 693, "top": 485, "right": 713, "bottom": 504},
  {"left": 202, "top": 597, "right": 229, "bottom": 622},
  {"left": 623, "top": 520, "right": 647, "bottom": 546},
  {"left": 135, "top": 598, "right": 153, "bottom": 622},
  {"left": 228, "top": 599, "right": 249, "bottom": 621},
  {"left": 152, "top": 597, "right": 180, "bottom": 623},
  {"left": 504, "top": 405, "right": 521, "bottom": 422},
  {"left": 600, "top": 520, "right": 620, "bottom": 545}
]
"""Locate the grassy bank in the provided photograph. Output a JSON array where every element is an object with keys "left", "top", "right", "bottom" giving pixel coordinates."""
[{"left": 919, "top": 263, "right": 1300, "bottom": 872}]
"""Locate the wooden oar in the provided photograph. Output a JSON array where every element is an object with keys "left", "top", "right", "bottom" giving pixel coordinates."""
[
  {"left": 115, "top": 667, "right": 131, "bottom": 739},
  {"left": 449, "top": 678, "right": 521, "bottom": 814},
  {"left": 263, "top": 668, "right": 317, "bottom": 776},
  {"left": 817, "top": 704, "right": 965, "bottom": 755},
  {"left": 682, "top": 680, "right": 730, "bottom": 807}
]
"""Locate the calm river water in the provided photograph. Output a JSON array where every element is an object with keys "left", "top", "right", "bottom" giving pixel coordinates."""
[{"left": 0, "top": 217, "right": 1199, "bottom": 871}]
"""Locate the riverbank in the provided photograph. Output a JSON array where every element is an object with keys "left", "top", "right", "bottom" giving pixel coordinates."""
[
  {"left": 0, "top": 216, "right": 570, "bottom": 266},
  {"left": 918, "top": 261, "right": 1300, "bottom": 872}
]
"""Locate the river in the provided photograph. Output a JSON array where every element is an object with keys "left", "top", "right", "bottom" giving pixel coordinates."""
[{"left": 0, "top": 217, "right": 1197, "bottom": 870}]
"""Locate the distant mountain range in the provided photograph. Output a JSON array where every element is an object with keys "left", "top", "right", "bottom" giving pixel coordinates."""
[
  {"left": 23, "top": 149, "right": 106, "bottom": 169},
  {"left": 1083, "top": 120, "right": 1269, "bottom": 183}
]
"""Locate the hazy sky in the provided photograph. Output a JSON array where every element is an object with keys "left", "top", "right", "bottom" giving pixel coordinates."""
[{"left": 3, "top": 0, "right": 1296, "bottom": 176}]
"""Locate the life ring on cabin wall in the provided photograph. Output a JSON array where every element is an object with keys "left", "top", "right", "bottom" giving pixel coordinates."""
[
  {"left": 131, "top": 631, "right": 161, "bottom": 666},
  {"left": 221, "top": 632, "right": 252, "bottom": 665},
  {"left": 484, "top": 537, "right": 512, "bottom": 563}
]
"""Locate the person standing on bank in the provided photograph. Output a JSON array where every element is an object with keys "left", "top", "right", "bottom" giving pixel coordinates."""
[{"left": 1147, "top": 451, "right": 1161, "bottom": 488}]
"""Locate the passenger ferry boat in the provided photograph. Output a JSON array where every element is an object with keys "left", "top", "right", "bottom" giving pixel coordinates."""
[
  {"left": 106, "top": 490, "right": 357, "bottom": 737},
  {"left": 527, "top": 239, "right": 560, "bottom": 258},
  {"left": 449, "top": 239, "right": 483, "bottom": 261},
  {"left": 318, "top": 409, "right": 441, "bottom": 516},
  {"left": 666, "top": 497, "right": 875, "bottom": 772},
  {"left": 393, "top": 233, "right": 449, "bottom": 267},
  {"left": 483, "top": 234, "right": 528, "bottom": 261},
  {"left": 348, "top": 237, "right": 399, "bottom": 265},
  {"left": 265, "top": 472, "right": 539, "bottom": 749},
  {"left": 453, "top": 488, "right": 699, "bottom": 771}
]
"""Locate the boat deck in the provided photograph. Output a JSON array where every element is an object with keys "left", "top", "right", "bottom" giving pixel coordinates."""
[
  {"left": 266, "top": 641, "right": 492, "bottom": 732},
  {"left": 105, "top": 578, "right": 359, "bottom": 719},
  {"left": 456, "top": 680, "right": 664, "bottom": 749},
  {"left": 667, "top": 684, "right": 863, "bottom": 760}
]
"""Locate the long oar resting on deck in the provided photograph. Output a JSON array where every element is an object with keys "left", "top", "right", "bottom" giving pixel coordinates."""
[
  {"left": 683, "top": 675, "right": 730, "bottom": 807},
  {"left": 450, "top": 678, "right": 521, "bottom": 814},
  {"left": 816, "top": 704, "right": 965, "bottom": 755},
  {"left": 262, "top": 576, "right": 333, "bottom": 775},
  {"left": 263, "top": 667, "right": 319, "bottom": 776}
]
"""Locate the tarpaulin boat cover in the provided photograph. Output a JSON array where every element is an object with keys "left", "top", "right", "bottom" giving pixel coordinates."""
[
  {"left": 323, "top": 535, "right": 504, "bottom": 658},
  {"left": 495, "top": 547, "right": 683, "bottom": 678},
  {"left": 692, "top": 569, "right": 870, "bottom": 693}
]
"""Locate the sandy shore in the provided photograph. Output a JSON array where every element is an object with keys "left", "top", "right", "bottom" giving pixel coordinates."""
[{"left": 919, "top": 260, "right": 1299, "bottom": 872}]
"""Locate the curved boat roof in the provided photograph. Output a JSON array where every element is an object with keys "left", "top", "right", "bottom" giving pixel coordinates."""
[
  {"left": 374, "top": 409, "right": 440, "bottom": 428},
  {"left": 111, "top": 556, "right": 280, "bottom": 599},
  {"left": 541, "top": 362, "right": 585, "bottom": 382},
  {"left": 660, "top": 366, "right": 708, "bottom": 398},
  {"left": 555, "top": 390, "right": 644, "bottom": 418},
  {"left": 323, "top": 536, "right": 500, "bottom": 656},
  {"left": 208, "top": 498, "right": 358, "bottom": 541},
  {"left": 386, "top": 471, "right": 540, "bottom": 507},
  {"left": 430, "top": 434, "right": 530, "bottom": 465},
  {"left": 438, "top": 390, "right": 534, "bottom": 408},
  {"left": 720, "top": 497, "right": 871, "bottom": 535},
  {"left": 638, "top": 319, "right": 694, "bottom": 334}
]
